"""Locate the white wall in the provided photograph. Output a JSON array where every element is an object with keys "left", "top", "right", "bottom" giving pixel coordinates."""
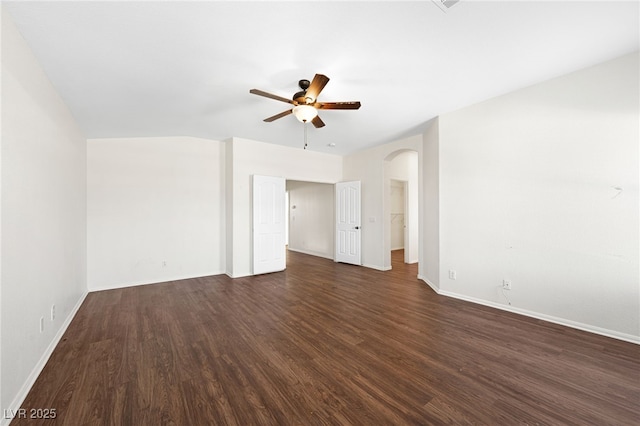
[
  {"left": 224, "top": 138, "right": 233, "bottom": 276},
  {"left": 226, "top": 137, "right": 343, "bottom": 277},
  {"left": 287, "top": 181, "right": 334, "bottom": 259},
  {"left": 438, "top": 52, "right": 639, "bottom": 341},
  {"left": 1, "top": 8, "right": 87, "bottom": 417},
  {"left": 422, "top": 118, "right": 440, "bottom": 288},
  {"left": 343, "top": 135, "right": 424, "bottom": 272},
  {"left": 87, "top": 136, "right": 225, "bottom": 290}
]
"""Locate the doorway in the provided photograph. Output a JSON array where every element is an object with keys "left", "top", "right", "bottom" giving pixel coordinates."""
[
  {"left": 385, "top": 150, "right": 419, "bottom": 268},
  {"left": 390, "top": 179, "right": 407, "bottom": 253},
  {"left": 285, "top": 180, "right": 335, "bottom": 261}
]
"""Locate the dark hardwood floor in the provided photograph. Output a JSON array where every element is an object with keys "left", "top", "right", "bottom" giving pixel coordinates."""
[{"left": 14, "top": 250, "right": 640, "bottom": 425}]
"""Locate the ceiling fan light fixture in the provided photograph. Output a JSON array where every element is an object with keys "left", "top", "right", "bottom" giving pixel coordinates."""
[{"left": 292, "top": 104, "right": 318, "bottom": 123}]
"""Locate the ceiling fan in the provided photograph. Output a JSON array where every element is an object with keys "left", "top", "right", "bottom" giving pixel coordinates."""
[{"left": 250, "top": 74, "right": 361, "bottom": 128}]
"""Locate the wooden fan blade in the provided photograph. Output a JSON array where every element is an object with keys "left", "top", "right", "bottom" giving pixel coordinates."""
[
  {"left": 264, "top": 109, "right": 293, "bottom": 122},
  {"left": 311, "top": 115, "right": 325, "bottom": 128},
  {"left": 305, "top": 74, "right": 330, "bottom": 102},
  {"left": 250, "top": 89, "right": 296, "bottom": 105},
  {"left": 316, "top": 101, "right": 361, "bottom": 110}
]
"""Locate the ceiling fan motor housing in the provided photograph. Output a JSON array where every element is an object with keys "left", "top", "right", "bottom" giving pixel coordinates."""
[
  {"left": 293, "top": 91, "right": 306, "bottom": 103},
  {"left": 294, "top": 79, "right": 312, "bottom": 103}
]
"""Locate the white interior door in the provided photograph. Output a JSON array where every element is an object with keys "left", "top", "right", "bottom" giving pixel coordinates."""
[
  {"left": 335, "top": 180, "right": 361, "bottom": 265},
  {"left": 253, "top": 175, "right": 286, "bottom": 274}
]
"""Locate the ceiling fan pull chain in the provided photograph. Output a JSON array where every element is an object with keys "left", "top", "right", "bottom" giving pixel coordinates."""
[{"left": 304, "top": 121, "right": 308, "bottom": 150}]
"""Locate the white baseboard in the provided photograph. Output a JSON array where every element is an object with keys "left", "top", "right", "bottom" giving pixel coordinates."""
[
  {"left": 89, "top": 270, "right": 226, "bottom": 292},
  {"left": 2, "top": 291, "right": 88, "bottom": 426},
  {"left": 418, "top": 276, "right": 639, "bottom": 345},
  {"left": 417, "top": 274, "right": 439, "bottom": 293},
  {"left": 287, "top": 247, "right": 334, "bottom": 260},
  {"left": 363, "top": 263, "right": 392, "bottom": 271},
  {"left": 225, "top": 272, "right": 252, "bottom": 279}
]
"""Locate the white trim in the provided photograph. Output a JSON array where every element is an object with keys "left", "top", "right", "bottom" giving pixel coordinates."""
[
  {"left": 88, "top": 271, "right": 225, "bottom": 292},
  {"left": 287, "top": 247, "right": 333, "bottom": 261},
  {"left": 225, "top": 272, "right": 253, "bottom": 279},
  {"left": 418, "top": 274, "right": 439, "bottom": 293},
  {"left": 418, "top": 276, "right": 639, "bottom": 345},
  {"left": 1, "top": 291, "right": 88, "bottom": 426},
  {"left": 363, "top": 263, "right": 392, "bottom": 272}
]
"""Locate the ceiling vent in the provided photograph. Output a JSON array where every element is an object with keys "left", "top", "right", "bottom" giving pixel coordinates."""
[{"left": 432, "top": 0, "right": 460, "bottom": 12}]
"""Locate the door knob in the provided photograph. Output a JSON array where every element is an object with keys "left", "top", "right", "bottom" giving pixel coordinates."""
[{"left": 355, "top": 226, "right": 360, "bottom": 230}]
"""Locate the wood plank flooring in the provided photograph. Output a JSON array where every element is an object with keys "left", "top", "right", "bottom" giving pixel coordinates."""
[{"left": 14, "top": 250, "right": 640, "bottom": 425}]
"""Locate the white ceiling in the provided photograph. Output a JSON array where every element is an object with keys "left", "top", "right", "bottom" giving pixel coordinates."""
[{"left": 4, "top": 1, "right": 639, "bottom": 155}]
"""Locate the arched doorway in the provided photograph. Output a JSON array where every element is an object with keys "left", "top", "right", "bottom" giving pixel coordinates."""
[{"left": 383, "top": 150, "right": 419, "bottom": 269}]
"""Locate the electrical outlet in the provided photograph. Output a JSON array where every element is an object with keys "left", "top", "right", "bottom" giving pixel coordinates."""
[
  {"left": 39, "top": 317, "right": 44, "bottom": 333},
  {"left": 449, "top": 270, "right": 457, "bottom": 280},
  {"left": 502, "top": 280, "right": 512, "bottom": 290},
  {"left": 51, "top": 304, "right": 56, "bottom": 321}
]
